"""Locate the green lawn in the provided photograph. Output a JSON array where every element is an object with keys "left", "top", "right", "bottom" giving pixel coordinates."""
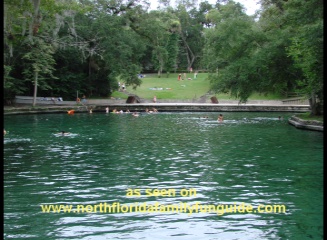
[
  {"left": 111, "top": 73, "right": 284, "bottom": 101},
  {"left": 125, "top": 73, "right": 210, "bottom": 100}
]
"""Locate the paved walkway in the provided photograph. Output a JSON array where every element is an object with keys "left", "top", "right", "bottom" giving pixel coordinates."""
[
  {"left": 4, "top": 102, "right": 310, "bottom": 115},
  {"left": 4, "top": 100, "right": 310, "bottom": 109},
  {"left": 5, "top": 96, "right": 310, "bottom": 114}
]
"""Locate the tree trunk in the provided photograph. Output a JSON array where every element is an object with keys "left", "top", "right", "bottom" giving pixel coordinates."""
[
  {"left": 157, "top": 60, "right": 163, "bottom": 78},
  {"left": 180, "top": 33, "right": 195, "bottom": 70},
  {"left": 308, "top": 92, "right": 319, "bottom": 116},
  {"left": 33, "top": 71, "right": 38, "bottom": 107}
]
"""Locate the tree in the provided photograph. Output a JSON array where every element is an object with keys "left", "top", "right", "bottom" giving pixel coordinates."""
[
  {"left": 22, "top": 38, "right": 57, "bottom": 106},
  {"left": 129, "top": 9, "right": 180, "bottom": 77},
  {"left": 174, "top": 3, "right": 208, "bottom": 71},
  {"left": 4, "top": 0, "right": 85, "bottom": 102},
  {"left": 69, "top": 0, "right": 149, "bottom": 94},
  {"left": 203, "top": 0, "right": 323, "bottom": 114},
  {"left": 4, "top": 0, "right": 150, "bottom": 100},
  {"left": 284, "top": 0, "right": 323, "bottom": 115},
  {"left": 164, "top": 20, "right": 180, "bottom": 76},
  {"left": 203, "top": 2, "right": 270, "bottom": 102}
]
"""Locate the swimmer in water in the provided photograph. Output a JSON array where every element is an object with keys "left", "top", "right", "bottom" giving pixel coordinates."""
[
  {"left": 218, "top": 114, "right": 223, "bottom": 122},
  {"left": 59, "top": 131, "right": 70, "bottom": 136}
]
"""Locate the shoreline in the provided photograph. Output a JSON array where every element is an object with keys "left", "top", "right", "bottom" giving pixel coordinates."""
[
  {"left": 288, "top": 116, "right": 323, "bottom": 132},
  {"left": 4, "top": 104, "right": 322, "bottom": 132},
  {"left": 4, "top": 102, "right": 310, "bottom": 114}
]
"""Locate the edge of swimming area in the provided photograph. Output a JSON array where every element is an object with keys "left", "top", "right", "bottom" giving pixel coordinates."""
[
  {"left": 4, "top": 103, "right": 323, "bottom": 132},
  {"left": 4, "top": 102, "right": 311, "bottom": 114}
]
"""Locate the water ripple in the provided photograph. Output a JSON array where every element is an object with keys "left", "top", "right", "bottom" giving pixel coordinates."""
[{"left": 3, "top": 112, "right": 323, "bottom": 240}]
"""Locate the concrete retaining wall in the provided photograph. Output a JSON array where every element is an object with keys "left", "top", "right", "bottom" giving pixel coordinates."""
[
  {"left": 95, "top": 103, "right": 310, "bottom": 112},
  {"left": 14, "top": 96, "right": 125, "bottom": 105},
  {"left": 5, "top": 103, "right": 310, "bottom": 115},
  {"left": 14, "top": 96, "right": 309, "bottom": 106},
  {"left": 9, "top": 96, "right": 310, "bottom": 114},
  {"left": 288, "top": 116, "right": 323, "bottom": 132}
]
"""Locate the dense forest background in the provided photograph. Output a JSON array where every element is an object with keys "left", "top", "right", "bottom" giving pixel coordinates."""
[{"left": 4, "top": 0, "right": 323, "bottom": 114}]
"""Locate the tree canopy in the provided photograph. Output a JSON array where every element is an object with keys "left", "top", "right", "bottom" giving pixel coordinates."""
[
  {"left": 3, "top": 0, "right": 323, "bottom": 115},
  {"left": 202, "top": 0, "right": 323, "bottom": 114}
]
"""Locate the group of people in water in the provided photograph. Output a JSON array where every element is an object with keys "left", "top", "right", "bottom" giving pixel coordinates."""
[
  {"left": 66, "top": 107, "right": 225, "bottom": 121},
  {"left": 86, "top": 107, "right": 160, "bottom": 117},
  {"left": 66, "top": 107, "right": 159, "bottom": 116},
  {"left": 200, "top": 114, "right": 224, "bottom": 122},
  {"left": 110, "top": 107, "right": 158, "bottom": 116}
]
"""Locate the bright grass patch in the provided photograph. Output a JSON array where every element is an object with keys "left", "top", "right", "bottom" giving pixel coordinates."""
[{"left": 112, "top": 73, "right": 286, "bottom": 101}]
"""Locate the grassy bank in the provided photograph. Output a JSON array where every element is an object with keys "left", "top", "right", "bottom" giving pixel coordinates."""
[
  {"left": 125, "top": 73, "right": 210, "bottom": 100},
  {"left": 112, "top": 73, "right": 283, "bottom": 101},
  {"left": 295, "top": 112, "right": 324, "bottom": 122}
]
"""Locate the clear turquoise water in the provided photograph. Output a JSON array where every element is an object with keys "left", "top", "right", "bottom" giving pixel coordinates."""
[{"left": 4, "top": 112, "right": 323, "bottom": 240}]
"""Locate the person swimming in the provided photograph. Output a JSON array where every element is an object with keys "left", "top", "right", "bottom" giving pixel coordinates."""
[
  {"left": 58, "top": 131, "right": 70, "bottom": 136},
  {"left": 218, "top": 114, "right": 223, "bottom": 122}
]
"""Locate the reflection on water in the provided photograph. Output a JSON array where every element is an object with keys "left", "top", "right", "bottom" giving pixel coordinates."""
[{"left": 4, "top": 112, "right": 323, "bottom": 239}]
